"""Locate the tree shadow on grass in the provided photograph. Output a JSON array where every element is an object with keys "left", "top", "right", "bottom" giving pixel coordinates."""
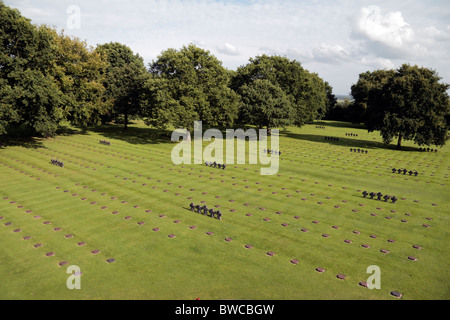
[
  {"left": 283, "top": 132, "right": 420, "bottom": 152},
  {"left": 0, "top": 136, "right": 45, "bottom": 149},
  {"left": 314, "top": 120, "right": 365, "bottom": 129},
  {"left": 87, "top": 124, "right": 175, "bottom": 145}
]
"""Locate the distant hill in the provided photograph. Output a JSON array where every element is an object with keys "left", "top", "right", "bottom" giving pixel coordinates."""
[{"left": 335, "top": 94, "right": 354, "bottom": 101}]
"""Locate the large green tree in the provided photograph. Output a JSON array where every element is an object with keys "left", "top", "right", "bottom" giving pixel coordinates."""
[
  {"left": 0, "top": 2, "right": 109, "bottom": 136},
  {"left": 351, "top": 64, "right": 449, "bottom": 149},
  {"left": 51, "top": 30, "right": 110, "bottom": 128},
  {"left": 96, "top": 42, "right": 149, "bottom": 130},
  {"left": 231, "top": 55, "right": 330, "bottom": 129},
  {"left": 0, "top": 2, "right": 62, "bottom": 136},
  {"left": 143, "top": 44, "right": 241, "bottom": 131},
  {"left": 238, "top": 79, "right": 294, "bottom": 132}
]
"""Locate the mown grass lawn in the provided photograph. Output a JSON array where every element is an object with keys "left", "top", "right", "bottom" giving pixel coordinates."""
[{"left": 0, "top": 120, "right": 448, "bottom": 300}]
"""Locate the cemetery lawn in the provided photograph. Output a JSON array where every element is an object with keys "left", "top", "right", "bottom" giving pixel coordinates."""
[{"left": 0, "top": 120, "right": 448, "bottom": 300}]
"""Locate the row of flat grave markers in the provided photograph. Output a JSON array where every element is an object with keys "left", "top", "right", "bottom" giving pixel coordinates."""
[
  {"left": 350, "top": 148, "right": 368, "bottom": 154},
  {"left": 50, "top": 159, "right": 64, "bottom": 167},
  {"left": 362, "top": 191, "right": 398, "bottom": 203},
  {"left": 189, "top": 202, "right": 222, "bottom": 220},
  {"left": 392, "top": 168, "right": 418, "bottom": 176},
  {"left": 419, "top": 147, "right": 438, "bottom": 152},
  {"left": 99, "top": 140, "right": 111, "bottom": 146},
  {"left": 205, "top": 161, "right": 227, "bottom": 170}
]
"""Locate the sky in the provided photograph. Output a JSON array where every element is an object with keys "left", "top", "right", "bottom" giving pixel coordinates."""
[{"left": 4, "top": 0, "right": 450, "bottom": 95}]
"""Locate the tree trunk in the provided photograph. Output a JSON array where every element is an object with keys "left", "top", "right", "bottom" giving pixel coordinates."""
[
  {"left": 396, "top": 133, "right": 402, "bottom": 150},
  {"left": 124, "top": 112, "right": 128, "bottom": 131}
]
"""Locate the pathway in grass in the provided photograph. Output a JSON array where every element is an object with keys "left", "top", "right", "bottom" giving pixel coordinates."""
[{"left": 0, "top": 121, "right": 448, "bottom": 299}]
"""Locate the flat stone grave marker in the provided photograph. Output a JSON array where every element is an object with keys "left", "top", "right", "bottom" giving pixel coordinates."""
[{"left": 390, "top": 291, "right": 402, "bottom": 298}]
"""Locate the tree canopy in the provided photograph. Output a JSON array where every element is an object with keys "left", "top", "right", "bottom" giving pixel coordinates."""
[
  {"left": 143, "top": 44, "right": 241, "bottom": 132},
  {"left": 96, "top": 42, "right": 148, "bottom": 130},
  {"left": 351, "top": 64, "right": 449, "bottom": 149},
  {"left": 231, "top": 55, "right": 329, "bottom": 130},
  {"left": 0, "top": 1, "right": 108, "bottom": 136}
]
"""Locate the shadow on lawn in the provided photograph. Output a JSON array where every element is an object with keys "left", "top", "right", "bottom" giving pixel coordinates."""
[
  {"left": 283, "top": 131, "right": 419, "bottom": 152},
  {"left": 0, "top": 136, "right": 45, "bottom": 149},
  {"left": 85, "top": 123, "right": 175, "bottom": 146}
]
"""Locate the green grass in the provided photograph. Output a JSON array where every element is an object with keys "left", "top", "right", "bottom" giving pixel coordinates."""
[{"left": 0, "top": 120, "right": 448, "bottom": 300}]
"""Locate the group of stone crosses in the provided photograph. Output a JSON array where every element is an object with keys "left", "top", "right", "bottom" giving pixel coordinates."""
[
  {"left": 419, "top": 147, "right": 438, "bottom": 152},
  {"left": 315, "top": 126, "right": 325, "bottom": 129},
  {"left": 362, "top": 191, "right": 398, "bottom": 203},
  {"left": 392, "top": 168, "right": 419, "bottom": 176},
  {"left": 325, "top": 136, "right": 339, "bottom": 141},
  {"left": 205, "top": 161, "right": 226, "bottom": 170},
  {"left": 350, "top": 148, "right": 368, "bottom": 154},
  {"left": 345, "top": 133, "right": 359, "bottom": 137},
  {"left": 99, "top": 140, "right": 111, "bottom": 146},
  {"left": 264, "top": 149, "right": 281, "bottom": 155},
  {"left": 189, "top": 202, "right": 222, "bottom": 220},
  {"left": 50, "top": 159, "right": 64, "bottom": 167}
]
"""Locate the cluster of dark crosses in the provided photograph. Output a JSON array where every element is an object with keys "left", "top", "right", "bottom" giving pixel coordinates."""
[
  {"left": 350, "top": 148, "right": 368, "bottom": 154},
  {"left": 264, "top": 149, "right": 281, "bottom": 155},
  {"left": 419, "top": 147, "right": 438, "bottom": 152},
  {"left": 50, "top": 159, "right": 64, "bottom": 167},
  {"left": 345, "top": 133, "right": 359, "bottom": 137},
  {"left": 189, "top": 202, "right": 222, "bottom": 220},
  {"left": 99, "top": 140, "right": 111, "bottom": 146},
  {"left": 392, "top": 168, "right": 418, "bottom": 176},
  {"left": 205, "top": 161, "right": 226, "bottom": 170},
  {"left": 362, "top": 191, "right": 398, "bottom": 203},
  {"left": 315, "top": 126, "right": 325, "bottom": 129},
  {"left": 324, "top": 136, "right": 339, "bottom": 141}
]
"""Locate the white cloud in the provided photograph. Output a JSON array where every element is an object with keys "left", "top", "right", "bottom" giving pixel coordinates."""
[
  {"left": 216, "top": 43, "right": 241, "bottom": 56},
  {"left": 355, "top": 5, "right": 414, "bottom": 49}
]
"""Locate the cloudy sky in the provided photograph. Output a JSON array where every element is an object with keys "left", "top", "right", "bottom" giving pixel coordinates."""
[{"left": 4, "top": 0, "right": 450, "bottom": 95}]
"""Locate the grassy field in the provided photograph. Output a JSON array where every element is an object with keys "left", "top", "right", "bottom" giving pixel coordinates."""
[{"left": 0, "top": 120, "right": 448, "bottom": 300}]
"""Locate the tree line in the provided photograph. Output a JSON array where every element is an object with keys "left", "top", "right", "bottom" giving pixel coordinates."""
[
  {"left": 0, "top": 2, "right": 334, "bottom": 137},
  {"left": 1, "top": 2, "right": 448, "bottom": 149}
]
